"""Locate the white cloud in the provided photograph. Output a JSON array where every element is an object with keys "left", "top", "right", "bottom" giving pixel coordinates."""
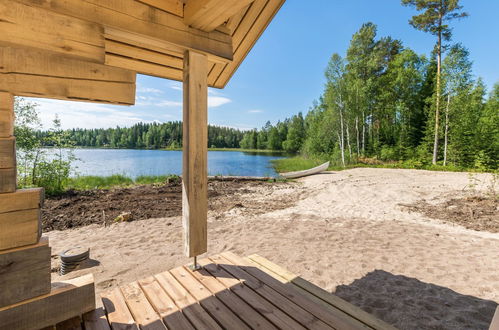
[
  {"left": 157, "top": 100, "right": 183, "bottom": 107},
  {"left": 137, "top": 86, "right": 163, "bottom": 94},
  {"left": 169, "top": 82, "right": 182, "bottom": 91},
  {"left": 138, "top": 95, "right": 230, "bottom": 109},
  {"left": 247, "top": 109, "right": 263, "bottom": 113},
  {"left": 166, "top": 84, "right": 231, "bottom": 108},
  {"left": 208, "top": 96, "right": 231, "bottom": 108},
  {"left": 29, "top": 98, "right": 151, "bottom": 129},
  {"left": 208, "top": 88, "right": 222, "bottom": 96}
]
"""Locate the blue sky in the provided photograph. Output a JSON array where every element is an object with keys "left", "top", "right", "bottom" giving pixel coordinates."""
[{"left": 32, "top": 0, "right": 499, "bottom": 130}]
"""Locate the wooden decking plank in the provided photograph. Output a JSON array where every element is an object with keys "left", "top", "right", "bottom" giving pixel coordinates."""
[
  {"left": 139, "top": 276, "right": 195, "bottom": 330},
  {"left": 186, "top": 264, "right": 279, "bottom": 330},
  {"left": 212, "top": 254, "right": 332, "bottom": 330},
  {"left": 101, "top": 288, "right": 139, "bottom": 330},
  {"left": 221, "top": 252, "right": 370, "bottom": 330},
  {"left": 154, "top": 270, "right": 222, "bottom": 330},
  {"left": 199, "top": 257, "right": 305, "bottom": 330},
  {"left": 247, "top": 255, "right": 395, "bottom": 330},
  {"left": 170, "top": 266, "right": 251, "bottom": 330},
  {"left": 203, "top": 256, "right": 314, "bottom": 330},
  {"left": 83, "top": 307, "right": 111, "bottom": 330},
  {"left": 243, "top": 256, "right": 343, "bottom": 312},
  {"left": 120, "top": 281, "right": 166, "bottom": 330}
]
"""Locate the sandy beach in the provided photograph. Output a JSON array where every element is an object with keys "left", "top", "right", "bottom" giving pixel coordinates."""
[{"left": 46, "top": 168, "right": 498, "bottom": 330}]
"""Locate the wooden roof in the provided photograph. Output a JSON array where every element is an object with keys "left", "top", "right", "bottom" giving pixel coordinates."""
[{"left": 0, "top": 0, "right": 285, "bottom": 105}]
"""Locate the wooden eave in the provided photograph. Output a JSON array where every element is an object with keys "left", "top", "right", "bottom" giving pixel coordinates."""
[{"left": 0, "top": 0, "right": 285, "bottom": 94}]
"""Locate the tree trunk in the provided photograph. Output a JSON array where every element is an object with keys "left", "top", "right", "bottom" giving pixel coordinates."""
[
  {"left": 355, "top": 116, "right": 360, "bottom": 157},
  {"left": 443, "top": 93, "right": 451, "bottom": 166},
  {"left": 31, "top": 150, "right": 40, "bottom": 186},
  {"left": 338, "top": 98, "right": 346, "bottom": 167},
  {"left": 337, "top": 131, "right": 345, "bottom": 167},
  {"left": 432, "top": 16, "right": 443, "bottom": 165},
  {"left": 362, "top": 110, "right": 366, "bottom": 155},
  {"left": 346, "top": 120, "right": 352, "bottom": 158}
]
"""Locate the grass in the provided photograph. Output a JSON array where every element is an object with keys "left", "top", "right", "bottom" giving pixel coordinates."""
[
  {"left": 65, "top": 174, "right": 180, "bottom": 190},
  {"left": 271, "top": 157, "right": 325, "bottom": 173},
  {"left": 161, "top": 147, "right": 287, "bottom": 153},
  {"left": 272, "top": 156, "right": 497, "bottom": 174}
]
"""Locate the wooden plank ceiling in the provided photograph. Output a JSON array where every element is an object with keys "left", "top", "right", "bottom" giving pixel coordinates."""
[{"left": 0, "top": 0, "right": 285, "bottom": 105}]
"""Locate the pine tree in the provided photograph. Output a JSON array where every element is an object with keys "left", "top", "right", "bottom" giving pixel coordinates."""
[{"left": 401, "top": 0, "right": 468, "bottom": 164}]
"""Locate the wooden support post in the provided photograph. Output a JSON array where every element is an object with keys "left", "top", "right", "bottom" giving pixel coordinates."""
[
  {"left": 182, "top": 50, "right": 208, "bottom": 258},
  {"left": 0, "top": 92, "right": 16, "bottom": 193}
]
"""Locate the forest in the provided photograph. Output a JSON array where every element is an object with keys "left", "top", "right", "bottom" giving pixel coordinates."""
[
  {"left": 37, "top": 122, "right": 245, "bottom": 149},
  {"left": 240, "top": 3, "right": 498, "bottom": 170}
]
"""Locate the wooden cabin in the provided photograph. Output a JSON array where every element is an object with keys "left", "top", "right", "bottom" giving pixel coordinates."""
[{"left": 0, "top": 1, "right": 398, "bottom": 329}]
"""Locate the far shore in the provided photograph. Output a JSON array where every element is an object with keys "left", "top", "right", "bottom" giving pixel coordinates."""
[{"left": 42, "top": 145, "right": 290, "bottom": 153}]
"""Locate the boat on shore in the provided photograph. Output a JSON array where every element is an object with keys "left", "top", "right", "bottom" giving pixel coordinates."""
[{"left": 279, "top": 161, "right": 330, "bottom": 179}]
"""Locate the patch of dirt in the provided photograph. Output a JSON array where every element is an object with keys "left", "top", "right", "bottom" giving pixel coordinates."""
[
  {"left": 42, "top": 180, "right": 298, "bottom": 231},
  {"left": 403, "top": 196, "right": 499, "bottom": 233}
]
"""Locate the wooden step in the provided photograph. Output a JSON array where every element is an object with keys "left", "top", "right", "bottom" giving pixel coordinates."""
[
  {"left": 0, "top": 236, "right": 51, "bottom": 307},
  {"left": 0, "top": 274, "right": 96, "bottom": 330}
]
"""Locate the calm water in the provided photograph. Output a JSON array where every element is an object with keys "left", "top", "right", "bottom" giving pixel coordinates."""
[{"left": 57, "top": 149, "right": 285, "bottom": 178}]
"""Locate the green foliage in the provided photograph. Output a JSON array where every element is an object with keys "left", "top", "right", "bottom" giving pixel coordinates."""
[
  {"left": 239, "top": 116, "right": 302, "bottom": 152},
  {"left": 35, "top": 159, "right": 72, "bottom": 195},
  {"left": 282, "top": 113, "right": 305, "bottom": 152},
  {"left": 401, "top": 0, "right": 468, "bottom": 41},
  {"left": 36, "top": 122, "right": 245, "bottom": 150},
  {"left": 14, "top": 98, "right": 43, "bottom": 187},
  {"left": 401, "top": 0, "right": 469, "bottom": 164},
  {"left": 262, "top": 19, "right": 497, "bottom": 172},
  {"left": 135, "top": 175, "right": 180, "bottom": 185},
  {"left": 380, "top": 146, "right": 398, "bottom": 161},
  {"left": 37, "top": 115, "right": 76, "bottom": 195},
  {"left": 475, "top": 83, "right": 499, "bottom": 169},
  {"left": 15, "top": 99, "right": 76, "bottom": 194}
]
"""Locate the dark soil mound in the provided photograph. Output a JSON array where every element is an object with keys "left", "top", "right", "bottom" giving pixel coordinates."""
[{"left": 404, "top": 196, "right": 499, "bottom": 233}]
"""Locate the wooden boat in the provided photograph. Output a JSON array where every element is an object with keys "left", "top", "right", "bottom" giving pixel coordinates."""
[{"left": 279, "top": 161, "right": 330, "bottom": 179}]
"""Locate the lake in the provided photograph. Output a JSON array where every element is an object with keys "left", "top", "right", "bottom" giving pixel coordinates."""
[{"left": 58, "top": 149, "right": 286, "bottom": 178}]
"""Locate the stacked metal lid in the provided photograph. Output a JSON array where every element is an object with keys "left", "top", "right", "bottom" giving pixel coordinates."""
[{"left": 59, "top": 247, "right": 90, "bottom": 275}]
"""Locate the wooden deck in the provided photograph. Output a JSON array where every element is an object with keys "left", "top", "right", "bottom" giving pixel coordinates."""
[{"left": 68, "top": 252, "right": 396, "bottom": 330}]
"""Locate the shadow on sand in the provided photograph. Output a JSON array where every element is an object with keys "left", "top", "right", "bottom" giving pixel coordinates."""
[{"left": 334, "top": 270, "right": 498, "bottom": 330}]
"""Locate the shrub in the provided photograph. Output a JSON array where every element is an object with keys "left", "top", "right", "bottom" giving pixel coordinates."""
[{"left": 380, "top": 146, "right": 398, "bottom": 161}]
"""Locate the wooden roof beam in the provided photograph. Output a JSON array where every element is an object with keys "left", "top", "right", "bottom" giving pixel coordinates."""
[
  {"left": 0, "top": 47, "right": 136, "bottom": 105},
  {"left": 136, "top": 0, "right": 184, "bottom": 17},
  {"left": 14, "top": 0, "right": 234, "bottom": 62},
  {"left": 184, "top": 0, "right": 255, "bottom": 32}
]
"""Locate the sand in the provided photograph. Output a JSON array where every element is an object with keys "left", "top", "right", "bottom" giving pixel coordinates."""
[{"left": 47, "top": 168, "right": 499, "bottom": 330}]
